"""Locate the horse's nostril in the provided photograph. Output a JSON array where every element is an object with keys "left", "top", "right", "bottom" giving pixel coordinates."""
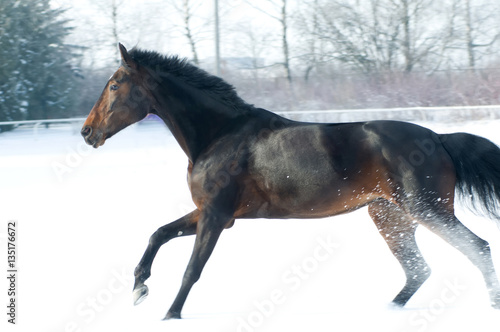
[{"left": 81, "top": 125, "right": 92, "bottom": 138}]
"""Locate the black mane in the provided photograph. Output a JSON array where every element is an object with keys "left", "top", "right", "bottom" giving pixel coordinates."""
[{"left": 128, "top": 48, "right": 252, "bottom": 112}]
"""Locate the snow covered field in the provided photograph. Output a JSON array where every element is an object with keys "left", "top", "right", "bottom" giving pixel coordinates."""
[{"left": 2, "top": 117, "right": 500, "bottom": 332}]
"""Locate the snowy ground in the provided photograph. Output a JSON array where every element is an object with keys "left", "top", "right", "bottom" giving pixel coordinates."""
[{"left": 1, "top": 117, "right": 500, "bottom": 332}]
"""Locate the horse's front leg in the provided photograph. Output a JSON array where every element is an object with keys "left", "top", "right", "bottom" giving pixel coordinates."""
[
  {"left": 133, "top": 210, "right": 200, "bottom": 305},
  {"left": 164, "top": 209, "right": 231, "bottom": 320}
]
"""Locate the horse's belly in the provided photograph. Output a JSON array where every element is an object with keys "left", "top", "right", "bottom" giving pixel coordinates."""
[
  {"left": 245, "top": 155, "right": 376, "bottom": 218},
  {"left": 239, "top": 124, "right": 385, "bottom": 218},
  {"left": 236, "top": 174, "right": 379, "bottom": 219}
]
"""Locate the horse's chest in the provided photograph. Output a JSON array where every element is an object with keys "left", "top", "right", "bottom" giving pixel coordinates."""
[{"left": 188, "top": 148, "right": 245, "bottom": 209}]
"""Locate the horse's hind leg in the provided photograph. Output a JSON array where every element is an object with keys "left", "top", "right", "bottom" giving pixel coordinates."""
[
  {"left": 133, "top": 210, "right": 200, "bottom": 305},
  {"left": 419, "top": 212, "right": 500, "bottom": 309},
  {"left": 368, "top": 199, "right": 431, "bottom": 307}
]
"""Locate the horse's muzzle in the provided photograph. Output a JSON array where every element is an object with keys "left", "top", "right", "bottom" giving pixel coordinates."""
[
  {"left": 81, "top": 125, "right": 105, "bottom": 148},
  {"left": 81, "top": 125, "right": 92, "bottom": 139}
]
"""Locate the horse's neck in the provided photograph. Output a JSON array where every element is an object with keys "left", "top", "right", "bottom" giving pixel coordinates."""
[{"left": 153, "top": 82, "right": 240, "bottom": 162}]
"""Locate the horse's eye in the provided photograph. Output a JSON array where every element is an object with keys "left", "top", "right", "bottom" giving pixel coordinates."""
[{"left": 110, "top": 84, "right": 119, "bottom": 91}]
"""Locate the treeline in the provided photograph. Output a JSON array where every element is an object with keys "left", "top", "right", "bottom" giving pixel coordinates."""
[
  {"left": 293, "top": 0, "right": 499, "bottom": 76},
  {"left": 0, "top": 0, "right": 81, "bottom": 126},
  {"left": 227, "top": 0, "right": 500, "bottom": 111},
  {"left": 1, "top": 0, "right": 500, "bottom": 126}
]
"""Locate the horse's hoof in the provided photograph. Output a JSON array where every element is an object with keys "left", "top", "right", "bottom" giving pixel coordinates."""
[
  {"left": 388, "top": 302, "right": 405, "bottom": 310},
  {"left": 133, "top": 284, "right": 149, "bottom": 306},
  {"left": 163, "top": 311, "right": 181, "bottom": 320}
]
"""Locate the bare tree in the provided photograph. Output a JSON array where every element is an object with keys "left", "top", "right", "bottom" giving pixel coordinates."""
[
  {"left": 182, "top": 0, "right": 200, "bottom": 65},
  {"left": 228, "top": 22, "right": 272, "bottom": 81},
  {"left": 110, "top": 0, "right": 121, "bottom": 64},
  {"left": 294, "top": 0, "right": 323, "bottom": 80},
  {"left": 280, "top": 0, "right": 292, "bottom": 83},
  {"left": 84, "top": 0, "right": 125, "bottom": 66},
  {"left": 244, "top": 0, "right": 293, "bottom": 83},
  {"left": 462, "top": 0, "right": 499, "bottom": 71},
  {"left": 305, "top": 0, "right": 452, "bottom": 74},
  {"left": 167, "top": 0, "right": 208, "bottom": 65},
  {"left": 393, "top": 0, "right": 442, "bottom": 73}
]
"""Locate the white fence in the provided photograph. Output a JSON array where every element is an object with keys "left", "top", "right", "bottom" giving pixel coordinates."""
[
  {"left": 1, "top": 105, "right": 500, "bottom": 136},
  {"left": 278, "top": 105, "right": 500, "bottom": 123},
  {"left": 0, "top": 117, "right": 87, "bottom": 136}
]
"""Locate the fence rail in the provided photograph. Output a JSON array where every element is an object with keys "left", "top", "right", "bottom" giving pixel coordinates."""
[
  {"left": 0, "top": 117, "right": 87, "bottom": 137},
  {"left": 0, "top": 118, "right": 86, "bottom": 126},
  {"left": 278, "top": 105, "right": 500, "bottom": 123},
  {"left": 2, "top": 105, "right": 500, "bottom": 136}
]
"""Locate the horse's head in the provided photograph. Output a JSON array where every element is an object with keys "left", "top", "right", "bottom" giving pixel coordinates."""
[{"left": 81, "top": 44, "right": 153, "bottom": 148}]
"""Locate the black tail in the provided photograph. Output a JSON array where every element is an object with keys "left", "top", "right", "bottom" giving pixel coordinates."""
[{"left": 439, "top": 132, "right": 500, "bottom": 219}]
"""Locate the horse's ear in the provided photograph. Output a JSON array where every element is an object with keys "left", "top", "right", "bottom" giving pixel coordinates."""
[{"left": 119, "top": 43, "right": 137, "bottom": 71}]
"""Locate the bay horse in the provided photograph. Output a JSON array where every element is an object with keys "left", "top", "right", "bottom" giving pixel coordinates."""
[{"left": 81, "top": 43, "right": 500, "bottom": 320}]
